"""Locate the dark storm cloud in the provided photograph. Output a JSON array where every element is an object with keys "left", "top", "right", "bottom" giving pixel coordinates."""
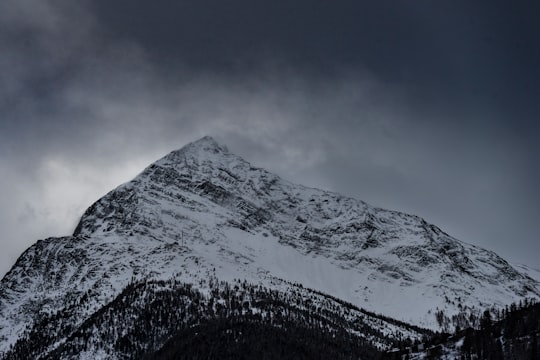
[
  {"left": 90, "top": 0, "right": 540, "bottom": 115},
  {"left": 1, "top": 0, "right": 539, "bottom": 276}
]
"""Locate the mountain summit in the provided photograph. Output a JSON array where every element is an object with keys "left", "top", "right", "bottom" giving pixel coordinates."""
[{"left": 1, "top": 136, "right": 539, "bottom": 357}]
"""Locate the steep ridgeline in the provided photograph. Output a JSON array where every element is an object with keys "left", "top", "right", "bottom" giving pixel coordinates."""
[{"left": 0, "top": 136, "right": 539, "bottom": 357}]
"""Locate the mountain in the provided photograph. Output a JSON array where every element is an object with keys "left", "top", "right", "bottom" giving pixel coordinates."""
[{"left": 1, "top": 136, "right": 539, "bottom": 358}]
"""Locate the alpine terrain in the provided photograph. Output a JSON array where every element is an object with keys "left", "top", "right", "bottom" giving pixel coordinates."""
[{"left": 1, "top": 136, "right": 539, "bottom": 359}]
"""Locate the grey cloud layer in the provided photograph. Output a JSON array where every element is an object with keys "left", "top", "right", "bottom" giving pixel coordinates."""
[{"left": 0, "top": 0, "right": 539, "bottom": 276}]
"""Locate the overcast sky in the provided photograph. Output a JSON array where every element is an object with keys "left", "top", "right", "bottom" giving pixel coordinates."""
[{"left": 1, "top": 0, "right": 539, "bottom": 277}]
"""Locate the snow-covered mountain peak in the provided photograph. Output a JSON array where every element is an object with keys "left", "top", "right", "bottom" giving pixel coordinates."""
[
  {"left": 177, "top": 135, "right": 228, "bottom": 155},
  {"left": 148, "top": 135, "right": 267, "bottom": 193},
  {"left": 2, "top": 137, "right": 540, "bottom": 355},
  {"left": 159, "top": 135, "right": 230, "bottom": 166},
  {"left": 70, "top": 138, "right": 539, "bottom": 323}
]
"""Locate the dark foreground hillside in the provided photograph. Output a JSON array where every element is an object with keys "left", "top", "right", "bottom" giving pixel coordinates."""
[
  {"left": 3, "top": 277, "right": 430, "bottom": 359},
  {"left": 150, "top": 318, "right": 378, "bottom": 360},
  {"left": 457, "top": 300, "right": 540, "bottom": 359},
  {"left": 384, "top": 300, "right": 540, "bottom": 359},
  {"left": 5, "top": 274, "right": 538, "bottom": 359}
]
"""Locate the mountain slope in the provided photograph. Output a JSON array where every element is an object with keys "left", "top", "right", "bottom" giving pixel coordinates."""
[
  {"left": 4, "top": 277, "right": 430, "bottom": 359},
  {"left": 1, "top": 136, "right": 539, "bottom": 356},
  {"left": 386, "top": 299, "right": 540, "bottom": 359}
]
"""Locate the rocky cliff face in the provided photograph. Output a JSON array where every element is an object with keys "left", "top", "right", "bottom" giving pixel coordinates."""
[{"left": 1, "top": 136, "right": 538, "bottom": 357}]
